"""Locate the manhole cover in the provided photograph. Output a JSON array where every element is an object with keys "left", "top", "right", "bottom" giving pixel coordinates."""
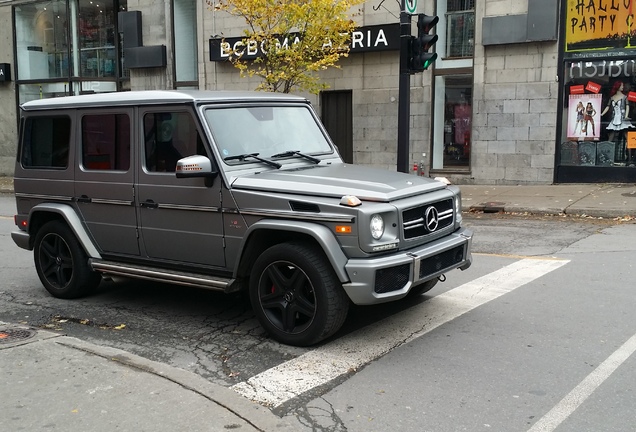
[
  {"left": 470, "top": 201, "right": 506, "bottom": 213},
  {"left": 0, "top": 327, "right": 37, "bottom": 344}
]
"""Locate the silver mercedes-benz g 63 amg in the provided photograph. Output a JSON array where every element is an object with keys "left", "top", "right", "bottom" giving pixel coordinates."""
[{"left": 12, "top": 90, "right": 472, "bottom": 346}]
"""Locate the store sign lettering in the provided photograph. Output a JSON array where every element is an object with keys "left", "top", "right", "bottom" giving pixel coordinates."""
[
  {"left": 585, "top": 80, "right": 601, "bottom": 93},
  {"left": 209, "top": 23, "right": 400, "bottom": 62},
  {"left": 351, "top": 28, "right": 389, "bottom": 49},
  {"left": 0, "top": 63, "right": 10, "bottom": 82},
  {"left": 570, "top": 84, "right": 585, "bottom": 94},
  {"left": 568, "top": 59, "right": 636, "bottom": 79},
  {"left": 565, "top": 0, "right": 635, "bottom": 52}
]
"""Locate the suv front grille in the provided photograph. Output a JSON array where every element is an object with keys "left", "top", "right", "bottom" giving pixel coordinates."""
[
  {"left": 402, "top": 199, "right": 454, "bottom": 239},
  {"left": 419, "top": 246, "right": 465, "bottom": 279},
  {"left": 374, "top": 264, "right": 410, "bottom": 293}
]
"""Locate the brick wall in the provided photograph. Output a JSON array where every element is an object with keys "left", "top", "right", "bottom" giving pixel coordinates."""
[{"left": 447, "top": 0, "right": 559, "bottom": 185}]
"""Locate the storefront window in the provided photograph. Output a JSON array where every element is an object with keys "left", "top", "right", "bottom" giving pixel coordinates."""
[
  {"left": 14, "top": 0, "right": 126, "bottom": 101},
  {"left": 15, "top": 1, "right": 70, "bottom": 80},
  {"left": 432, "top": 74, "right": 472, "bottom": 170},
  {"left": 78, "top": 0, "right": 117, "bottom": 78},
  {"left": 560, "top": 60, "right": 636, "bottom": 167},
  {"left": 18, "top": 83, "right": 70, "bottom": 105},
  {"left": 173, "top": 0, "right": 198, "bottom": 86}
]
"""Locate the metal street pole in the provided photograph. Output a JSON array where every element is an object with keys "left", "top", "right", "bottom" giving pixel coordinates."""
[{"left": 397, "top": 6, "right": 411, "bottom": 173}]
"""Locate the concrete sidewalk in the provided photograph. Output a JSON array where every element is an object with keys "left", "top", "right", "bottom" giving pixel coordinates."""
[
  {"left": 0, "top": 322, "right": 295, "bottom": 432},
  {"left": 460, "top": 183, "right": 636, "bottom": 219}
]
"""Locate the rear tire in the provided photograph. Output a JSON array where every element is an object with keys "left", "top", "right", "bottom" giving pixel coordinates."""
[
  {"left": 250, "top": 242, "right": 349, "bottom": 346},
  {"left": 33, "top": 221, "right": 101, "bottom": 299}
]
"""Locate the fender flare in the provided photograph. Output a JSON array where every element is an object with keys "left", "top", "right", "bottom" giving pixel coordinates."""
[
  {"left": 28, "top": 203, "right": 102, "bottom": 259},
  {"left": 238, "top": 219, "right": 350, "bottom": 282}
]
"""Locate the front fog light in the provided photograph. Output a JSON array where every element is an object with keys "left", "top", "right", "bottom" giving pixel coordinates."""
[{"left": 370, "top": 214, "right": 384, "bottom": 239}]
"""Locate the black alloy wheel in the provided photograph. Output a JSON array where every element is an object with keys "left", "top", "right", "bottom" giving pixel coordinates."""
[
  {"left": 34, "top": 221, "right": 101, "bottom": 299},
  {"left": 250, "top": 242, "right": 349, "bottom": 346}
]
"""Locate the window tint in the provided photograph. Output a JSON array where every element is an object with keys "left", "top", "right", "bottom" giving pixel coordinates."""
[
  {"left": 143, "top": 111, "right": 205, "bottom": 172},
  {"left": 82, "top": 114, "right": 130, "bottom": 170},
  {"left": 21, "top": 116, "right": 71, "bottom": 168}
]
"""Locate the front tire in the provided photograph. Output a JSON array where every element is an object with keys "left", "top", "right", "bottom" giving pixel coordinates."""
[
  {"left": 407, "top": 278, "right": 438, "bottom": 297},
  {"left": 250, "top": 242, "right": 349, "bottom": 346},
  {"left": 33, "top": 221, "right": 101, "bottom": 299}
]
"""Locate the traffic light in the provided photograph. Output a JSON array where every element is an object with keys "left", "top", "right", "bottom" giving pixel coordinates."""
[{"left": 409, "top": 13, "right": 439, "bottom": 73}]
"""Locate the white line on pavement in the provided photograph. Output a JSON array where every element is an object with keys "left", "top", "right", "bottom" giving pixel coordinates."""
[
  {"left": 232, "top": 258, "right": 569, "bottom": 407},
  {"left": 527, "top": 331, "right": 636, "bottom": 432}
]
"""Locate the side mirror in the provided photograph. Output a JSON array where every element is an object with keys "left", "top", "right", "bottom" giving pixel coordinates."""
[{"left": 175, "top": 155, "right": 218, "bottom": 180}]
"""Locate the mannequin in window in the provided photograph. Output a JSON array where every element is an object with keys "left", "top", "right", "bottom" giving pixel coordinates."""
[
  {"left": 601, "top": 81, "right": 634, "bottom": 163},
  {"left": 454, "top": 92, "right": 471, "bottom": 160}
]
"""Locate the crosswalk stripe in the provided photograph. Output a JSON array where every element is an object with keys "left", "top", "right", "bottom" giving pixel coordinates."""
[
  {"left": 232, "top": 258, "right": 570, "bottom": 407},
  {"left": 527, "top": 331, "right": 636, "bottom": 432}
]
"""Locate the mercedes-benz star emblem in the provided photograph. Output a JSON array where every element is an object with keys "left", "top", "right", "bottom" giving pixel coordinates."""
[{"left": 424, "top": 206, "right": 439, "bottom": 232}]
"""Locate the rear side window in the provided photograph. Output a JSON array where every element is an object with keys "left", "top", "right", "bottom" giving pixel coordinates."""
[
  {"left": 82, "top": 114, "right": 131, "bottom": 171},
  {"left": 21, "top": 116, "right": 71, "bottom": 169}
]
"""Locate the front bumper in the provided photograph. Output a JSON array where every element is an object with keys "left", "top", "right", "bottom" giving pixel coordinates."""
[{"left": 342, "top": 227, "right": 473, "bottom": 305}]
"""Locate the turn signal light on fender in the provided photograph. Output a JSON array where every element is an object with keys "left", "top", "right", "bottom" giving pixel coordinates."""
[
  {"left": 340, "top": 195, "right": 362, "bottom": 207},
  {"left": 335, "top": 225, "right": 352, "bottom": 234}
]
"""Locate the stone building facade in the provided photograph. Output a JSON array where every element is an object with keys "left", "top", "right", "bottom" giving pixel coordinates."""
[{"left": 1, "top": 0, "right": 635, "bottom": 184}]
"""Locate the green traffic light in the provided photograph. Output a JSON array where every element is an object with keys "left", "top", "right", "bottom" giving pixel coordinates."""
[{"left": 423, "top": 53, "right": 438, "bottom": 70}]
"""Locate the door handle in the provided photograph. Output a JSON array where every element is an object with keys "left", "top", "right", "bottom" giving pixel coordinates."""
[
  {"left": 141, "top": 200, "right": 158, "bottom": 209},
  {"left": 77, "top": 195, "right": 91, "bottom": 203}
]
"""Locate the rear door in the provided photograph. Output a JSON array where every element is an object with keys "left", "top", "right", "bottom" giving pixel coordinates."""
[
  {"left": 74, "top": 108, "right": 139, "bottom": 256},
  {"left": 136, "top": 106, "right": 225, "bottom": 268}
]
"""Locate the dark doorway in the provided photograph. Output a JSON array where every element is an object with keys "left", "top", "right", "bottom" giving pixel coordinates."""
[{"left": 321, "top": 90, "right": 353, "bottom": 163}]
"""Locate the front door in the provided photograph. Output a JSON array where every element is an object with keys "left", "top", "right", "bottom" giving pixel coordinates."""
[
  {"left": 75, "top": 108, "right": 139, "bottom": 256},
  {"left": 321, "top": 90, "right": 353, "bottom": 163},
  {"left": 136, "top": 106, "right": 225, "bottom": 268}
]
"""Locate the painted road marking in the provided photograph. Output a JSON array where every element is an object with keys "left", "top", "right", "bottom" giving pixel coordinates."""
[
  {"left": 527, "top": 331, "right": 636, "bottom": 432},
  {"left": 232, "top": 258, "right": 569, "bottom": 407}
]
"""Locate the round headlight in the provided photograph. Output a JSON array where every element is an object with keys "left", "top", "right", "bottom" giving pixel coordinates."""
[{"left": 370, "top": 214, "right": 384, "bottom": 240}]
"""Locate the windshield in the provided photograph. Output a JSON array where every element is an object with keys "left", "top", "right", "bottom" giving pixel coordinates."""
[{"left": 204, "top": 105, "right": 333, "bottom": 162}]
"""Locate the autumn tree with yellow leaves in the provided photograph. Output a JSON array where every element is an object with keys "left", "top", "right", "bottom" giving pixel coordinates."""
[{"left": 209, "top": 0, "right": 364, "bottom": 94}]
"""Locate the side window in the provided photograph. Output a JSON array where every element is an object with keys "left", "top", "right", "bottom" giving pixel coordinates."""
[
  {"left": 81, "top": 114, "right": 131, "bottom": 171},
  {"left": 143, "top": 111, "right": 205, "bottom": 172},
  {"left": 21, "top": 116, "right": 71, "bottom": 169}
]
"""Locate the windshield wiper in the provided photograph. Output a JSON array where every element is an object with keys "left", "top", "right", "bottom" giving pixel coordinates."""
[
  {"left": 270, "top": 150, "right": 321, "bottom": 164},
  {"left": 224, "top": 153, "right": 281, "bottom": 169}
]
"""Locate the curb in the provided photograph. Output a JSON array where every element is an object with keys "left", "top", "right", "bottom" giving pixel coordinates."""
[
  {"left": 0, "top": 322, "right": 295, "bottom": 432},
  {"left": 54, "top": 336, "right": 296, "bottom": 432}
]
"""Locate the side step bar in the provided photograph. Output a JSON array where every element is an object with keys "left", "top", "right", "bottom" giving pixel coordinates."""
[{"left": 89, "top": 259, "right": 236, "bottom": 292}]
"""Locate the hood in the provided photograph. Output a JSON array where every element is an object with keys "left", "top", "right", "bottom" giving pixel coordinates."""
[{"left": 230, "top": 163, "right": 447, "bottom": 202}]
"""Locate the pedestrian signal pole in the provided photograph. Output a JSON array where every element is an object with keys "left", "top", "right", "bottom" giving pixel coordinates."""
[
  {"left": 396, "top": 3, "right": 438, "bottom": 173},
  {"left": 396, "top": 3, "right": 412, "bottom": 173}
]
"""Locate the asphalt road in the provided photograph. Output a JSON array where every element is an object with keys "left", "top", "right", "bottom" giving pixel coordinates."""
[{"left": 1, "top": 194, "right": 635, "bottom": 431}]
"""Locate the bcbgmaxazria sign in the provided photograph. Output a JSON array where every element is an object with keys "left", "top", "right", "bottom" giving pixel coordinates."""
[{"left": 209, "top": 23, "right": 400, "bottom": 62}]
